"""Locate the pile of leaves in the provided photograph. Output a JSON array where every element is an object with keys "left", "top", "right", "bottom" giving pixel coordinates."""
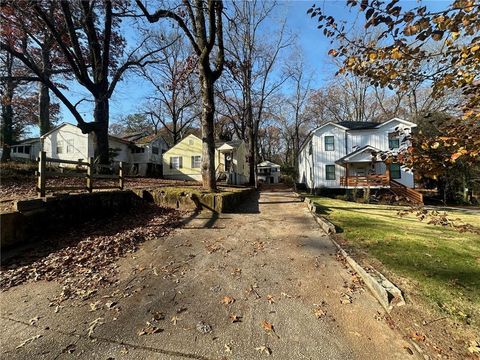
[
  {"left": 0, "top": 203, "right": 181, "bottom": 302},
  {"left": 397, "top": 207, "right": 480, "bottom": 234}
]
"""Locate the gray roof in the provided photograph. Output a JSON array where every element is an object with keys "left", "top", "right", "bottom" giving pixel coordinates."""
[
  {"left": 336, "top": 121, "right": 380, "bottom": 130},
  {"left": 215, "top": 139, "right": 244, "bottom": 148},
  {"left": 14, "top": 137, "right": 40, "bottom": 145}
]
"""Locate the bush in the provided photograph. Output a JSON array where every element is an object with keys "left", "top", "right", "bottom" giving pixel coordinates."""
[{"left": 281, "top": 174, "right": 295, "bottom": 186}]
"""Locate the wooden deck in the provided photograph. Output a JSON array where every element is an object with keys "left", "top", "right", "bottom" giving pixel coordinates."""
[{"left": 339, "top": 175, "right": 389, "bottom": 187}]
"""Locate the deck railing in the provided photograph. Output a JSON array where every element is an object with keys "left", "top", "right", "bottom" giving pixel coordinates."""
[
  {"left": 36, "top": 151, "right": 124, "bottom": 197},
  {"left": 339, "top": 174, "right": 389, "bottom": 187},
  {"left": 389, "top": 179, "right": 423, "bottom": 204}
]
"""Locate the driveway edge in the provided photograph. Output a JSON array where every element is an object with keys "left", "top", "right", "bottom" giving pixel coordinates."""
[{"left": 297, "top": 193, "right": 406, "bottom": 313}]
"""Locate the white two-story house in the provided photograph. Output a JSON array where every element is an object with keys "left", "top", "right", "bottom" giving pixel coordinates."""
[{"left": 298, "top": 118, "right": 418, "bottom": 192}]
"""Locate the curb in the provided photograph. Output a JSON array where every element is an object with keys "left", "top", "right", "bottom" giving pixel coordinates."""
[{"left": 297, "top": 194, "right": 405, "bottom": 313}]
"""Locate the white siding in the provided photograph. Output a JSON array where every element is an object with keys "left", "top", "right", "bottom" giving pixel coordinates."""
[
  {"left": 109, "top": 138, "right": 130, "bottom": 162},
  {"left": 297, "top": 119, "right": 417, "bottom": 189},
  {"left": 43, "top": 124, "right": 90, "bottom": 162},
  {"left": 312, "top": 124, "right": 346, "bottom": 188}
]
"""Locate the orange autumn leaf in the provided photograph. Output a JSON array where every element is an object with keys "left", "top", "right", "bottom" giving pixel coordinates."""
[
  {"left": 261, "top": 320, "right": 273, "bottom": 331},
  {"left": 222, "top": 296, "right": 235, "bottom": 305}
]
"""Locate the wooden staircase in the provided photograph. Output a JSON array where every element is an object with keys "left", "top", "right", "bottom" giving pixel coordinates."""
[{"left": 389, "top": 180, "right": 423, "bottom": 204}]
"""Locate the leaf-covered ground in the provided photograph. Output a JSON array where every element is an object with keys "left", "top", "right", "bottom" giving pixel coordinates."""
[
  {"left": 0, "top": 175, "right": 200, "bottom": 212},
  {"left": 0, "top": 203, "right": 181, "bottom": 304}
]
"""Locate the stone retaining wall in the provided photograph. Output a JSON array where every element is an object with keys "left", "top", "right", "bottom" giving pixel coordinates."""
[{"left": 1, "top": 187, "right": 255, "bottom": 250}]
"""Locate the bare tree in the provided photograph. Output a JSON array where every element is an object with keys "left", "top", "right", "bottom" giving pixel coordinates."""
[
  {"left": 137, "top": 0, "right": 225, "bottom": 190},
  {"left": 140, "top": 33, "right": 200, "bottom": 146},
  {"left": 284, "top": 53, "right": 313, "bottom": 168},
  {"left": 219, "top": 0, "right": 291, "bottom": 185}
]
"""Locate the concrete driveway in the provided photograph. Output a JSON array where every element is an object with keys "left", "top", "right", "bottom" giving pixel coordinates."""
[{"left": 0, "top": 190, "right": 416, "bottom": 359}]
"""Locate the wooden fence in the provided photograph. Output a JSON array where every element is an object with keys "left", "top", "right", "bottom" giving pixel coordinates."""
[{"left": 37, "top": 151, "right": 124, "bottom": 197}]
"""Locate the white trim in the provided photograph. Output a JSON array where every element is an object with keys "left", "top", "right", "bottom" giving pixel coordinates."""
[
  {"left": 299, "top": 122, "right": 348, "bottom": 153},
  {"left": 374, "top": 117, "right": 417, "bottom": 129}
]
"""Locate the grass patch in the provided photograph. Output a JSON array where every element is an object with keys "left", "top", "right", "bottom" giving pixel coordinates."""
[{"left": 309, "top": 196, "right": 480, "bottom": 326}]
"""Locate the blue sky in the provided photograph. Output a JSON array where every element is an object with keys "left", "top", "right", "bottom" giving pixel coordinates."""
[
  {"left": 54, "top": 1, "right": 360, "bottom": 129},
  {"left": 51, "top": 0, "right": 446, "bottom": 132}
]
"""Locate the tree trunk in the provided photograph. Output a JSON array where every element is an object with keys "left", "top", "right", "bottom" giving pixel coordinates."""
[
  {"left": 38, "top": 82, "right": 50, "bottom": 135},
  {"left": 246, "top": 101, "right": 255, "bottom": 186},
  {"left": 39, "top": 35, "right": 52, "bottom": 135},
  {"left": 93, "top": 98, "right": 110, "bottom": 164},
  {"left": 1, "top": 54, "right": 14, "bottom": 162},
  {"left": 1, "top": 84, "right": 14, "bottom": 162},
  {"left": 200, "top": 74, "right": 216, "bottom": 191}
]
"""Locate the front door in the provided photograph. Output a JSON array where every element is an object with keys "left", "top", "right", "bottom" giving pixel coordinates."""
[{"left": 224, "top": 153, "right": 232, "bottom": 172}]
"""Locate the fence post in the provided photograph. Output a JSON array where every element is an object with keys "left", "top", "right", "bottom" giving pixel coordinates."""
[
  {"left": 37, "top": 151, "right": 46, "bottom": 198},
  {"left": 86, "top": 157, "right": 93, "bottom": 193},
  {"left": 119, "top": 162, "right": 124, "bottom": 190}
]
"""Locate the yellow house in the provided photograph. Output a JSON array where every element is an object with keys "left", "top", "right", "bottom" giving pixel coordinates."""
[{"left": 162, "top": 134, "right": 249, "bottom": 185}]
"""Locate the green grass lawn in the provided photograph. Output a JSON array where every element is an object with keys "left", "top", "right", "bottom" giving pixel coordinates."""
[{"left": 309, "top": 196, "right": 480, "bottom": 326}]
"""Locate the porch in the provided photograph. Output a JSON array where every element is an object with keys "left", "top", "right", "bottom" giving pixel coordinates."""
[{"left": 339, "top": 174, "right": 389, "bottom": 187}]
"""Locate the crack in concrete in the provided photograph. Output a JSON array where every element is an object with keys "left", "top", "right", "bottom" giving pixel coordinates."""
[{"left": 1, "top": 316, "right": 213, "bottom": 360}]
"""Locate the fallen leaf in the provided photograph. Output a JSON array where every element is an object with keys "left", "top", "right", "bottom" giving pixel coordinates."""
[
  {"left": 222, "top": 296, "right": 235, "bottom": 305},
  {"left": 314, "top": 308, "right": 326, "bottom": 319},
  {"left": 224, "top": 344, "right": 232, "bottom": 353},
  {"left": 105, "top": 301, "right": 117, "bottom": 310},
  {"left": 16, "top": 335, "right": 42, "bottom": 349},
  {"left": 340, "top": 293, "right": 352, "bottom": 304},
  {"left": 61, "top": 344, "right": 76, "bottom": 354},
  {"left": 152, "top": 311, "right": 165, "bottom": 321},
  {"left": 255, "top": 345, "right": 272, "bottom": 355},
  {"left": 261, "top": 320, "right": 273, "bottom": 331},
  {"left": 170, "top": 316, "right": 180, "bottom": 325},
  {"left": 89, "top": 301, "right": 101, "bottom": 312},
  {"left": 229, "top": 314, "right": 242, "bottom": 323},
  {"left": 87, "top": 317, "right": 104, "bottom": 338},
  {"left": 29, "top": 316, "right": 40, "bottom": 326},
  {"left": 138, "top": 325, "right": 163, "bottom": 336},
  {"left": 404, "top": 346, "right": 414, "bottom": 355},
  {"left": 467, "top": 340, "right": 480, "bottom": 353},
  {"left": 410, "top": 331, "right": 426, "bottom": 342},
  {"left": 281, "top": 292, "right": 291, "bottom": 298},
  {"left": 266, "top": 295, "right": 275, "bottom": 304}
]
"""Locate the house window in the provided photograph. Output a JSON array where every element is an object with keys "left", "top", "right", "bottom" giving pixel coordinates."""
[
  {"left": 390, "top": 163, "right": 401, "bottom": 179},
  {"left": 24, "top": 145, "right": 31, "bottom": 154},
  {"left": 325, "top": 136, "right": 334, "bottom": 151},
  {"left": 152, "top": 146, "right": 159, "bottom": 155},
  {"left": 388, "top": 133, "right": 400, "bottom": 149},
  {"left": 325, "top": 165, "right": 336, "bottom": 180},
  {"left": 170, "top": 156, "right": 182, "bottom": 169},
  {"left": 308, "top": 142, "right": 313, "bottom": 155},
  {"left": 12, "top": 147, "right": 17, "bottom": 153},
  {"left": 66, "top": 139, "right": 74, "bottom": 153},
  {"left": 191, "top": 155, "right": 201, "bottom": 168},
  {"left": 57, "top": 140, "right": 64, "bottom": 154}
]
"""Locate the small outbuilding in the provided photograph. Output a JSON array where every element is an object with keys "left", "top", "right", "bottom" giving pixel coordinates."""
[{"left": 257, "top": 161, "right": 281, "bottom": 184}]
